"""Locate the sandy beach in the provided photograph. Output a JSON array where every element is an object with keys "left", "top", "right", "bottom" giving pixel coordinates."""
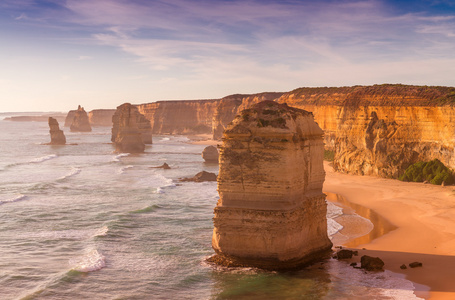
[{"left": 324, "top": 162, "right": 455, "bottom": 300}]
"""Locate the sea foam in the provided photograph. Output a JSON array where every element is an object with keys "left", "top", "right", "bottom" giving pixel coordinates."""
[
  {"left": 57, "top": 168, "right": 81, "bottom": 181},
  {"left": 113, "top": 153, "right": 129, "bottom": 162},
  {"left": 29, "top": 154, "right": 58, "bottom": 164},
  {"left": 69, "top": 249, "right": 106, "bottom": 272},
  {"left": 0, "top": 194, "right": 28, "bottom": 205}
]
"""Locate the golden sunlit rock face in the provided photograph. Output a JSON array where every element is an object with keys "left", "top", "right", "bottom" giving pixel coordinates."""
[
  {"left": 112, "top": 103, "right": 146, "bottom": 153},
  {"left": 70, "top": 105, "right": 92, "bottom": 132},
  {"left": 211, "top": 101, "right": 332, "bottom": 270}
]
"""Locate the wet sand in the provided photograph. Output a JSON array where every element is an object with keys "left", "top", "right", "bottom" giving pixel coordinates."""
[{"left": 324, "top": 162, "right": 455, "bottom": 300}]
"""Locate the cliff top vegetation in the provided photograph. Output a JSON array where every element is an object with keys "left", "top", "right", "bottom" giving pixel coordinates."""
[{"left": 280, "top": 84, "right": 455, "bottom": 107}]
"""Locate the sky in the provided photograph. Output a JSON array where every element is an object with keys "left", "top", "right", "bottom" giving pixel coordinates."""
[{"left": 0, "top": 0, "right": 455, "bottom": 112}]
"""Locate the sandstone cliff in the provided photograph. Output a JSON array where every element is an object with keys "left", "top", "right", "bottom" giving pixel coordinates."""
[
  {"left": 70, "top": 105, "right": 92, "bottom": 132},
  {"left": 137, "top": 100, "right": 219, "bottom": 134},
  {"left": 48, "top": 117, "right": 66, "bottom": 145},
  {"left": 112, "top": 103, "right": 146, "bottom": 153},
  {"left": 276, "top": 84, "right": 455, "bottom": 177},
  {"left": 88, "top": 109, "right": 116, "bottom": 126},
  {"left": 112, "top": 103, "right": 152, "bottom": 145},
  {"left": 211, "top": 101, "right": 332, "bottom": 269}
]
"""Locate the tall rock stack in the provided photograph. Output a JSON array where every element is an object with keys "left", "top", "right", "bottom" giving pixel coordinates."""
[
  {"left": 211, "top": 101, "right": 332, "bottom": 270},
  {"left": 111, "top": 103, "right": 153, "bottom": 145},
  {"left": 112, "top": 103, "right": 146, "bottom": 153},
  {"left": 70, "top": 105, "right": 92, "bottom": 132},
  {"left": 48, "top": 117, "right": 66, "bottom": 145}
]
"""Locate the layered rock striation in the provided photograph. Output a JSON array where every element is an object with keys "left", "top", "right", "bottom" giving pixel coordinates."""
[
  {"left": 112, "top": 103, "right": 153, "bottom": 145},
  {"left": 70, "top": 105, "right": 92, "bottom": 132},
  {"left": 112, "top": 103, "right": 146, "bottom": 153},
  {"left": 276, "top": 84, "right": 455, "bottom": 177},
  {"left": 48, "top": 117, "right": 66, "bottom": 145},
  {"left": 211, "top": 101, "right": 332, "bottom": 270}
]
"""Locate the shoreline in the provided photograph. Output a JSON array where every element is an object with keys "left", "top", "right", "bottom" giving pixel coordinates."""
[{"left": 323, "top": 162, "right": 455, "bottom": 300}]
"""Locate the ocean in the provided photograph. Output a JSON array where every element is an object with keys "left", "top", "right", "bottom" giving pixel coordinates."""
[{"left": 0, "top": 113, "right": 422, "bottom": 300}]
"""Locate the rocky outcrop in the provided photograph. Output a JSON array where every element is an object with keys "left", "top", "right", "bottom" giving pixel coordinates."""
[
  {"left": 202, "top": 146, "right": 219, "bottom": 163},
  {"left": 112, "top": 103, "right": 153, "bottom": 145},
  {"left": 137, "top": 100, "right": 219, "bottom": 135},
  {"left": 211, "top": 93, "right": 283, "bottom": 140},
  {"left": 360, "top": 255, "right": 384, "bottom": 271},
  {"left": 211, "top": 101, "right": 332, "bottom": 270},
  {"left": 64, "top": 110, "right": 77, "bottom": 127},
  {"left": 88, "top": 109, "right": 116, "bottom": 126},
  {"left": 151, "top": 163, "right": 171, "bottom": 169},
  {"left": 48, "top": 117, "right": 66, "bottom": 145},
  {"left": 70, "top": 105, "right": 92, "bottom": 132},
  {"left": 180, "top": 171, "right": 217, "bottom": 182},
  {"left": 112, "top": 103, "right": 145, "bottom": 153}
]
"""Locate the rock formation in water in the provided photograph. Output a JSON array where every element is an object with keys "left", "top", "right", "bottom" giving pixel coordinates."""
[
  {"left": 151, "top": 163, "right": 171, "bottom": 169},
  {"left": 211, "top": 93, "right": 284, "bottom": 140},
  {"left": 112, "top": 103, "right": 153, "bottom": 145},
  {"left": 64, "top": 110, "right": 77, "bottom": 127},
  {"left": 112, "top": 103, "right": 145, "bottom": 153},
  {"left": 180, "top": 171, "right": 217, "bottom": 182},
  {"left": 88, "top": 109, "right": 116, "bottom": 126},
  {"left": 210, "top": 101, "right": 332, "bottom": 270},
  {"left": 70, "top": 105, "right": 92, "bottom": 132},
  {"left": 48, "top": 117, "right": 66, "bottom": 145},
  {"left": 202, "top": 146, "right": 219, "bottom": 163}
]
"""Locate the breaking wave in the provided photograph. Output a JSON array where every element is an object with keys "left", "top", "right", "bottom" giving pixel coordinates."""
[
  {"left": 69, "top": 248, "right": 106, "bottom": 273},
  {"left": 113, "top": 153, "right": 129, "bottom": 162},
  {"left": 57, "top": 168, "right": 81, "bottom": 181}
]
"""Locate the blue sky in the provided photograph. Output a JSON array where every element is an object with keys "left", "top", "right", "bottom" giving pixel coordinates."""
[{"left": 1, "top": 0, "right": 454, "bottom": 112}]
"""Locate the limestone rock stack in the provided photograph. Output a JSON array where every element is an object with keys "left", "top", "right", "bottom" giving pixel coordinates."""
[
  {"left": 211, "top": 101, "right": 332, "bottom": 270},
  {"left": 70, "top": 105, "right": 92, "bottom": 132},
  {"left": 202, "top": 145, "right": 219, "bottom": 163},
  {"left": 112, "top": 103, "right": 146, "bottom": 153},
  {"left": 48, "top": 117, "right": 66, "bottom": 145},
  {"left": 111, "top": 103, "right": 153, "bottom": 145}
]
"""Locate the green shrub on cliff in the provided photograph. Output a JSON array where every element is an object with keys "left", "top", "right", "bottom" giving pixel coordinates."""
[{"left": 399, "top": 159, "right": 454, "bottom": 185}]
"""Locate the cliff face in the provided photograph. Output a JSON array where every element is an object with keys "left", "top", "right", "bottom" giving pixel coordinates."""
[
  {"left": 48, "top": 117, "right": 66, "bottom": 145},
  {"left": 112, "top": 103, "right": 146, "bottom": 153},
  {"left": 88, "top": 109, "right": 116, "bottom": 126},
  {"left": 64, "top": 110, "right": 76, "bottom": 127},
  {"left": 70, "top": 106, "right": 92, "bottom": 132},
  {"left": 137, "top": 100, "right": 219, "bottom": 134},
  {"left": 112, "top": 103, "right": 153, "bottom": 145},
  {"left": 211, "top": 101, "right": 332, "bottom": 269},
  {"left": 211, "top": 93, "right": 284, "bottom": 140},
  {"left": 277, "top": 84, "right": 455, "bottom": 177}
]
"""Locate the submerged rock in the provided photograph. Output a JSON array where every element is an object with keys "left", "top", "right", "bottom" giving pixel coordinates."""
[
  {"left": 202, "top": 145, "right": 219, "bottom": 163},
  {"left": 210, "top": 100, "right": 332, "bottom": 270},
  {"left": 180, "top": 171, "right": 217, "bottom": 182},
  {"left": 360, "top": 255, "right": 384, "bottom": 271},
  {"left": 70, "top": 105, "right": 92, "bottom": 132},
  {"left": 48, "top": 117, "right": 66, "bottom": 145},
  {"left": 151, "top": 163, "right": 171, "bottom": 169},
  {"left": 113, "top": 103, "right": 145, "bottom": 153},
  {"left": 409, "top": 261, "right": 423, "bottom": 268}
]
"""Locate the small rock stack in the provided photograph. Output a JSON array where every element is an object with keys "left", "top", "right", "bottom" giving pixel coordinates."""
[{"left": 48, "top": 117, "right": 66, "bottom": 145}]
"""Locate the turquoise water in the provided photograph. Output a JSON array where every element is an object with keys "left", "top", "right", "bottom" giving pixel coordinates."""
[{"left": 0, "top": 114, "right": 421, "bottom": 299}]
